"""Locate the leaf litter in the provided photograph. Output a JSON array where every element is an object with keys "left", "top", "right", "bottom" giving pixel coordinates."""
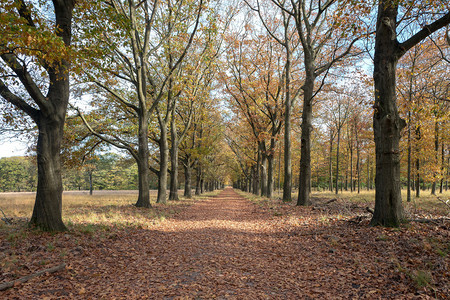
[{"left": 0, "top": 187, "right": 449, "bottom": 299}]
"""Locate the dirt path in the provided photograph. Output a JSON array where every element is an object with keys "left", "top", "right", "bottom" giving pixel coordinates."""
[{"left": 2, "top": 187, "right": 448, "bottom": 299}]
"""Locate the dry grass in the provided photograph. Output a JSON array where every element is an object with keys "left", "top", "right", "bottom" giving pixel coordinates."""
[
  {"left": 0, "top": 189, "right": 221, "bottom": 232},
  {"left": 269, "top": 189, "right": 450, "bottom": 217}
]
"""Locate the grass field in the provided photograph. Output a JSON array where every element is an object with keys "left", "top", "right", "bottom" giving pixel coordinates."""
[
  {"left": 262, "top": 188, "right": 450, "bottom": 218},
  {"left": 0, "top": 190, "right": 221, "bottom": 231}
]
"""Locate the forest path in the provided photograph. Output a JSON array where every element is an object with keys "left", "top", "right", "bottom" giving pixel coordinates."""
[{"left": 4, "top": 187, "right": 440, "bottom": 299}]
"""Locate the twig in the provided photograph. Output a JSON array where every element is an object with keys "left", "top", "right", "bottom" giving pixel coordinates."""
[
  {"left": 0, "top": 207, "right": 12, "bottom": 224},
  {"left": 436, "top": 196, "right": 450, "bottom": 211},
  {"left": 366, "top": 207, "right": 374, "bottom": 214},
  {"left": 0, "top": 263, "right": 66, "bottom": 291}
]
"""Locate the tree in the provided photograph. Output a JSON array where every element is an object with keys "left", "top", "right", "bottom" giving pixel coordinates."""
[
  {"left": 0, "top": 0, "right": 76, "bottom": 231},
  {"left": 267, "top": 0, "right": 369, "bottom": 206},
  {"left": 371, "top": 0, "right": 450, "bottom": 226},
  {"left": 74, "top": 0, "right": 203, "bottom": 207}
]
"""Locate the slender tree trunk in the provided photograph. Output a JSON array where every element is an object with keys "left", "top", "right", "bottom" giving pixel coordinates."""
[
  {"left": 260, "top": 145, "right": 268, "bottom": 197},
  {"left": 367, "top": 155, "right": 370, "bottom": 191},
  {"left": 195, "top": 165, "right": 201, "bottom": 195},
  {"left": 169, "top": 116, "right": 179, "bottom": 201},
  {"left": 297, "top": 60, "right": 315, "bottom": 206},
  {"left": 440, "top": 142, "right": 444, "bottom": 194},
  {"left": 357, "top": 146, "right": 360, "bottom": 194},
  {"left": 431, "top": 120, "right": 439, "bottom": 195},
  {"left": 329, "top": 136, "right": 333, "bottom": 192},
  {"left": 371, "top": 1, "right": 406, "bottom": 226},
  {"left": 407, "top": 112, "right": 412, "bottom": 202},
  {"left": 283, "top": 47, "right": 292, "bottom": 202},
  {"left": 415, "top": 158, "right": 420, "bottom": 198},
  {"left": 335, "top": 123, "right": 341, "bottom": 195},
  {"left": 157, "top": 120, "right": 168, "bottom": 204},
  {"left": 183, "top": 157, "right": 192, "bottom": 198},
  {"left": 267, "top": 153, "right": 274, "bottom": 198},
  {"left": 89, "top": 171, "right": 93, "bottom": 195},
  {"left": 254, "top": 149, "right": 261, "bottom": 195},
  {"left": 349, "top": 128, "right": 353, "bottom": 193}
]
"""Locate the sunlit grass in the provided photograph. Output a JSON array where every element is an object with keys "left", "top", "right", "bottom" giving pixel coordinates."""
[
  {"left": 253, "top": 188, "right": 450, "bottom": 216},
  {"left": 0, "top": 190, "right": 221, "bottom": 231}
]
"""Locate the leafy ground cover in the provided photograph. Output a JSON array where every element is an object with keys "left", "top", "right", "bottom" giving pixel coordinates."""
[{"left": 0, "top": 188, "right": 449, "bottom": 299}]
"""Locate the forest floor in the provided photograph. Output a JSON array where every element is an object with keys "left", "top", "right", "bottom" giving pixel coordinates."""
[{"left": 0, "top": 187, "right": 449, "bottom": 299}]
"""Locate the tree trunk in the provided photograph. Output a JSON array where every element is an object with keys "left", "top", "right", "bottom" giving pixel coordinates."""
[
  {"left": 335, "top": 122, "right": 341, "bottom": 195},
  {"left": 157, "top": 120, "right": 168, "bottom": 204},
  {"left": 440, "top": 142, "right": 444, "bottom": 194},
  {"left": 135, "top": 114, "right": 151, "bottom": 207},
  {"left": 415, "top": 158, "right": 420, "bottom": 198},
  {"left": 431, "top": 120, "right": 439, "bottom": 195},
  {"left": 349, "top": 128, "right": 353, "bottom": 193},
  {"left": 371, "top": 2, "right": 405, "bottom": 226},
  {"left": 329, "top": 136, "right": 333, "bottom": 192},
  {"left": 169, "top": 118, "right": 179, "bottom": 201},
  {"left": 89, "top": 170, "right": 93, "bottom": 195},
  {"left": 407, "top": 112, "right": 412, "bottom": 202},
  {"left": 260, "top": 147, "right": 268, "bottom": 197},
  {"left": 195, "top": 165, "right": 201, "bottom": 195},
  {"left": 297, "top": 60, "right": 314, "bottom": 206},
  {"left": 30, "top": 117, "right": 67, "bottom": 231},
  {"left": 283, "top": 47, "right": 292, "bottom": 202},
  {"left": 267, "top": 153, "right": 274, "bottom": 198},
  {"left": 183, "top": 157, "right": 192, "bottom": 198}
]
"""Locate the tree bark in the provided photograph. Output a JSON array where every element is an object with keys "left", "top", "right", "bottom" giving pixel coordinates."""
[
  {"left": 135, "top": 113, "right": 151, "bottom": 207},
  {"left": 283, "top": 46, "right": 292, "bottom": 202},
  {"left": 267, "top": 153, "right": 274, "bottom": 198},
  {"left": 297, "top": 58, "right": 314, "bottom": 206},
  {"left": 183, "top": 156, "right": 192, "bottom": 198},
  {"left": 156, "top": 118, "right": 168, "bottom": 204},
  {"left": 169, "top": 111, "right": 180, "bottom": 201},
  {"left": 30, "top": 116, "right": 67, "bottom": 231},
  {"left": 371, "top": 2, "right": 405, "bottom": 226}
]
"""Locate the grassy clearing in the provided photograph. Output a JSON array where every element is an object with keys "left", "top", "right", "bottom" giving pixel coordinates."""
[
  {"left": 0, "top": 189, "right": 221, "bottom": 233},
  {"left": 269, "top": 189, "right": 450, "bottom": 216}
]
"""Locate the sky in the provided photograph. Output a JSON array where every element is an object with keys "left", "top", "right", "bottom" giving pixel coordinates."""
[{"left": 0, "top": 135, "right": 29, "bottom": 158}]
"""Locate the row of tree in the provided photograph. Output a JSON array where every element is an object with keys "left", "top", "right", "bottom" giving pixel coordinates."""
[
  {"left": 225, "top": 0, "right": 450, "bottom": 228},
  {"left": 0, "top": 0, "right": 449, "bottom": 230}
]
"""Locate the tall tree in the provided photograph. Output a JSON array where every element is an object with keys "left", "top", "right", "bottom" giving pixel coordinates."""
[
  {"left": 74, "top": 0, "right": 203, "bottom": 207},
  {"left": 0, "top": 0, "right": 76, "bottom": 231},
  {"left": 371, "top": 0, "right": 450, "bottom": 226}
]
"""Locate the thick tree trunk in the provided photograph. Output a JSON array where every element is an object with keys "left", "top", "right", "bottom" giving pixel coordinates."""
[
  {"left": 157, "top": 122, "right": 168, "bottom": 204},
  {"left": 30, "top": 117, "right": 67, "bottom": 231},
  {"left": 371, "top": 2, "right": 405, "bottom": 227},
  {"left": 135, "top": 115, "right": 151, "bottom": 207},
  {"left": 297, "top": 60, "right": 314, "bottom": 206}
]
